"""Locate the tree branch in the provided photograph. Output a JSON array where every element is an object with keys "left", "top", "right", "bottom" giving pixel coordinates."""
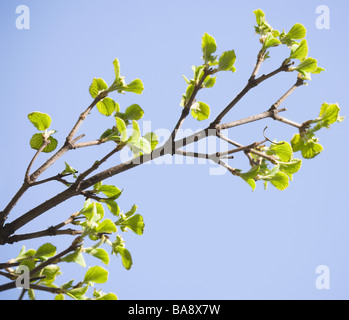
[
  {"left": 211, "top": 61, "right": 292, "bottom": 126},
  {"left": 167, "top": 68, "right": 212, "bottom": 153},
  {"left": 6, "top": 212, "right": 81, "bottom": 244},
  {"left": 25, "top": 137, "right": 50, "bottom": 184}
]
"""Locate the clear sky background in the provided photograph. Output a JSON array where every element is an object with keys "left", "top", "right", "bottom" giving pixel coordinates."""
[{"left": 0, "top": 0, "right": 348, "bottom": 300}]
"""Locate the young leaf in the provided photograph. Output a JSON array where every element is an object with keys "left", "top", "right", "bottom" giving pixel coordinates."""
[
  {"left": 116, "top": 214, "right": 145, "bottom": 235},
  {"left": 41, "top": 265, "right": 60, "bottom": 281},
  {"left": 125, "top": 204, "right": 138, "bottom": 218},
  {"left": 62, "top": 162, "right": 78, "bottom": 178},
  {"left": 83, "top": 266, "right": 109, "bottom": 284},
  {"left": 266, "top": 141, "right": 293, "bottom": 162},
  {"left": 61, "top": 248, "right": 86, "bottom": 267},
  {"left": 143, "top": 132, "right": 159, "bottom": 151},
  {"left": 203, "top": 76, "right": 216, "bottom": 88},
  {"left": 301, "top": 140, "right": 324, "bottom": 159},
  {"left": 96, "top": 97, "right": 116, "bottom": 116},
  {"left": 254, "top": 9, "right": 265, "bottom": 27},
  {"left": 279, "top": 159, "right": 302, "bottom": 176},
  {"left": 289, "top": 39, "right": 308, "bottom": 60},
  {"left": 103, "top": 199, "right": 120, "bottom": 216},
  {"left": 123, "top": 79, "right": 144, "bottom": 94},
  {"left": 316, "top": 103, "right": 342, "bottom": 128},
  {"left": 115, "top": 117, "right": 128, "bottom": 142},
  {"left": 127, "top": 137, "right": 152, "bottom": 155},
  {"left": 113, "top": 58, "right": 120, "bottom": 80},
  {"left": 312, "top": 67, "right": 325, "bottom": 74},
  {"left": 262, "top": 34, "right": 281, "bottom": 50},
  {"left": 269, "top": 171, "right": 290, "bottom": 190},
  {"left": 67, "top": 286, "right": 88, "bottom": 300},
  {"left": 89, "top": 78, "right": 108, "bottom": 99},
  {"left": 130, "top": 120, "right": 141, "bottom": 142},
  {"left": 293, "top": 57, "right": 318, "bottom": 74},
  {"left": 30, "top": 134, "right": 58, "bottom": 153},
  {"left": 202, "top": 33, "right": 217, "bottom": 63},
  {"left": 28, "top": 112, "right": 52, "bottom": 131},
  {"left": 97, "top": 185, "right": 122, "bottom": 199},
  {"left": 291, "top": 134, "right": 324, "bottom": 159},
  {"left": 124, "top": 104, "right": 144, "bottom": 121},
  {"left": 95, "top": 293, "right": 118, "bottom": 300},
  {"left": 113, "top": 246, "right": 133, "bottom": 270},
  {"left": 239, "top": 166, "right": 260, "bottom": 191},
  {"left": 218, "top": 50, "right": 236, "bottom": 71},
  {"left": 285, "top": 23, "right": 306, "bottom": 40},
  {"left": 84, "top": 248, "right": 110, "bottom": 265},
  {"left": 95, "top": 219, "right": 117, "bottom": 234},
  {"left": 191, "top": 101, "right": 210, "bottom": 121},
  {"left": 34, "top": 243, "right": 57, "bottom": 259}
]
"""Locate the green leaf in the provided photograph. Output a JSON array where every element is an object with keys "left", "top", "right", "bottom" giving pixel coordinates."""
[
  {"left": 116, "top": 214, "right": 145, "bottom": 235},
  {"left": 113, "top": 58, "right": 120, "bottom": 79},
  {"left": 113, "top": 246, "right": 133, "bottom": 270},
  {"left": 41, "top": 265, "right": 60, "bottom": 281},
  {"left": 143, "top": 132, "right": 159, "bottom": 151},
  {"left": 97, "top": 185, "right": 122, "bottom": 199},
  {"left": 83, "top": 266, "right": 108, "bottom": 284},
  {"left": 240, "top": 165, "right": 260, "bottom": 191},
  {"left": 84, "top": 248, "right": 110, "bottom": 265},
  {"left": 61, "top": 248, "right": 86, "bottom": 267},
  {"left": 290, "top": 133, "right": 302, "bottom": 152},
  {"left": 28, "top": 289, "right": 35, "bottom": 300},
  {"left": 285, "top": 23, "right": 306, "bottom": 40},
  {"left": 103, "top": 199, "right": 120, "bottom": 216},
  {"left": 123, "top": 79, "right": 144, "bottom": 94},
  {"left": 95, "top": 293, "right": 118, "bottom": 300},
  {"left": 89, "top": 78, "right": 108, "bottom": 99},
  {"left": 262, "top": 33, "right": 281, "bottom": 50},
  {"left": 28, "top": 112, "right": 52, "bottom": 131},
  {"left": 130, "top": 120, "right": 141, "bottom": 142},
  {"left": 55, "top": 294, "right": 65, "bottom": 300},
  {"left": 317, "top": 103, "right": 342, "bottom": 128},
  {"left": 125, "top": 204, "right": 138, "bottom": 218},
  {"left": 301, "top": 140, "right": 323, "bottom": 159},
  {"left": 62, "top": 162, "right": 78, "bottom": 178},
  {"left": 312, "top": 66, "right": 325, "bottom": 74},
  {"left": 96, "top": 97, "right": 117, "bottom": 116},
  {"left": 291, "top": 134, "right": 324, "bottom": 159},
  {"left": 124, "top": 104, "right": 144, "bottom": 121},
  {"left": 67, "top": 286, "right": 88, "bottom": 300},
  {"left": 96, "top": 219, "right": 117, "bottom": 234},
  {"left": 202, "top": 33, "right": 217, "bottom": 63},
  {"left": 269, "top": 171, "right": 290, "bottom": 190},
  {"left": 266, "top": 141, "right": 293, "bottom": 162},
  {"left": 254, "top": 9, "right": 265, "bottom": 26},
  {"left": 279, "top": 159, "right": 302, "bottom": 176},
  {"left": 115, "top": 117, "right": 128, "bottom": 142},
  {"left": 34, "top": 243, "right": 56, "bottom": 259},
  {"left": 203, "top": 76, "right": 216, "bottom": 88},
  {"left": 293, "top": 57, "right": 318, "bottom": 74},
  {"left": 191, "top": 101, "right": 210, "bottom": 121},
  {"left": 29, "top": 134, "right": 58, "bottom": 153},
  {"left": 127, "top": 137, "right": 152, "bottom": 155},
  {"left": 218, "top": 50, "right": 236, "bottom": 71},
  {"left": 289, "top": 39, "right": 308, "bottom": 60}
]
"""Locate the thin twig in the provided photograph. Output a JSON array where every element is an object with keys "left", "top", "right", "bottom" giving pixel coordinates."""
[
  {"left": 216, "top": 107, "right": 287, "bottom": 131},
  {"left": 25, "top": 138, "right": 50, "bottom": 184}
]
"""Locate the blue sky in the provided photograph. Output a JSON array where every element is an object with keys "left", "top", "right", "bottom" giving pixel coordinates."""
[{"left": 0, "top": 0, "right": 348, "bottom": 300}]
